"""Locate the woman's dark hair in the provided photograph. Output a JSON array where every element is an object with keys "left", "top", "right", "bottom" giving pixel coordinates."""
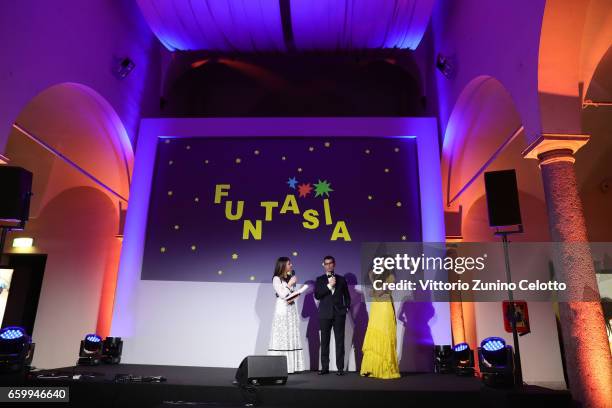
[{"left": 273, "top": 257, "right": 291, "bottom": 280}]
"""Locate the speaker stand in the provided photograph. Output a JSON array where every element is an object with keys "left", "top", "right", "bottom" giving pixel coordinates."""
[{"left": 494, "top": 225, "right": 524, "bottom": 387}]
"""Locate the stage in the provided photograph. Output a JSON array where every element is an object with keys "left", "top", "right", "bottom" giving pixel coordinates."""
[{"left": 5, "top": 364, "right": 572, "bottom": 408}]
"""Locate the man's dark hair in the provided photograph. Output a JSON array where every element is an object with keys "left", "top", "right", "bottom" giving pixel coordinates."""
[{"left": 323, "top": 255, "right": 335, "bottom": 263}]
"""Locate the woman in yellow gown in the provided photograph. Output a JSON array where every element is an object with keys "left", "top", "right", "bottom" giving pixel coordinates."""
[{"left": 360, "top": 269, "right": 400, "bottom": 379}]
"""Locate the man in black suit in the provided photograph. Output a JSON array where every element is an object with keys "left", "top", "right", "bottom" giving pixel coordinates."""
[{"left": 314, "top": 255, "right": 351, "bottom": 375}]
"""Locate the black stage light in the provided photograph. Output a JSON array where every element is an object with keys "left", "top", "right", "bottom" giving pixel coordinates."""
[
  {"left": 77, "top": 334, "right": 103, "bottom": 366},
  {"left": 452, "top": 342, "right": 475, "bottom": 376},
  {"left": 101, "top": 337, "right": 123, "bottom": 364},
  {"left": 433, "top": 345, "right": 453, "bottom": 374},
  {"left": 0, "top": 326, "right": 35, "bottom": 373},
  {"left": 478, "top": 337, "right": 515, "bottom": 387}
]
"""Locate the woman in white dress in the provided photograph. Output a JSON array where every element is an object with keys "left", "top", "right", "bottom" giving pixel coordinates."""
[{"left": 268, "top": 257, "right": 305, "bottom": 373}]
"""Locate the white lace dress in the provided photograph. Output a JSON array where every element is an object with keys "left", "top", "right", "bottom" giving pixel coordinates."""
[{"left": 267, "top": 276, "right": 305, "bottom": 373}]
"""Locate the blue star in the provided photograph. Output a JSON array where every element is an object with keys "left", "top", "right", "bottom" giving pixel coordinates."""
[{"left": 287, "top": 177, "right": 298, "bottom": 189}]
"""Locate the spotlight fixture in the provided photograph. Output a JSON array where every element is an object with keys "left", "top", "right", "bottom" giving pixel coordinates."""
[
  {"left": 77, "top": 333, "right": 103, "bottom": 366},
  {"left": 451, "top": 342, "right": 475, "bottom": 376},
  {"left": 478, "top": 337, "right": 515, "bottom": 387},
  {"left": 0, "top": 326, "right": 35, "bottom": 373},
  {"left": 112, "top": 57, "right": 135, "bottom": 79},
  {"left": 436, "top": 53, "right": 455, "bottom": 78},
  {"left": 433, "top": 345, "right": 453, "bottom": 374},
  {"left": 101, "top": 337, "right": 123, "bottom": 364}
]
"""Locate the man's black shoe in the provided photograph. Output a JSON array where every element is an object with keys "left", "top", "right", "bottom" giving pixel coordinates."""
[
  {"left": 336, "top": 370, "right": 344, "bottom": 376},
  {"left": 318, "top": 370, "right": 329, "bottom": 375}
]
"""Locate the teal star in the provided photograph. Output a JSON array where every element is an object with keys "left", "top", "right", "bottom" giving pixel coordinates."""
[
  {"left": 314, "top": 180, "right": 334, "bottom": 197},
  {"left": 287, "top": 177, "right": 298, "bottom": 189}
]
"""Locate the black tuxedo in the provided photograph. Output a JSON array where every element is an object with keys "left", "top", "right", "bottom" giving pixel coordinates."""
[{"left": 315, "top": 273, "right": 351, "bottom": 371}]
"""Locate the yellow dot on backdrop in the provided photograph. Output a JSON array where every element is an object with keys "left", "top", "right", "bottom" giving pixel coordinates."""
[
  {"left": 232, "top": 253, "right": 238, "bottom": 260},
  {"left": 194, "top": 197, "right": 200, "bottom": 202},
  {"left": 297, "top": 167, "right": 303, "bottom": 173},
  {"left": 292, "top": 251, "right": 298, "bottom": 256},
  {"left": 309, "top": 146, "right": 314, "bottom": 152},
  {"left": 396, "top": 201, "right": 402, "bottom": 207},
  {"left": 368, "top": 195, "right": 373, "bottom": 200},
  {"left": 218, "top": 270, "right": 223, "bottom": 275},
  {"left": 235, "top": 158, "right": 241, "bottom": 164},
  {"left": 384, "top": 168, "right": 390, "bottom": 173},
  {"left": 402, "top": 235, "right": 407, "bottom": 241},
  {"left": 250, "top": 276, "right": 256, "bottom": 281},
  {"left": 174, "top": 225, "right": 179, "bottom": 230},
  {"left": 254, "top": 150, "right": 260, "bottom": 155},
  {"left": 191, "top": 245, "right": 196, "bottom": 251},
  {"left": 365, "top": 149, "right": 371, "bottom": 154},
  {"left": 324, "top": 142, "right": 330, "bottom": 147},
  {"left": 204, "top": 160, "right": 209, "bottom": 164},
  {"left": 169, "top": 160, "right": 173, "bottom": 165},
  {"left": 160, "top": 247, "right": 166, "bottom": 253},
  {"left": 394, "top": 147, "right": 400, "bottom": 152},
  {"left": 168, "top": 191, "right": 173, "bottom": 196},
  {"left": 186, "top": 145, "right": 191, "bottom": 150},
  {"left": 282, "top": 156, "right": 287, "bottom": 161}
]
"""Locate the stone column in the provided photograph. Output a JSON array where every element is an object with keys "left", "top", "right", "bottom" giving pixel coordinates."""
[{"left": 523, "top": 134, "right": 612, "bottom": 408}]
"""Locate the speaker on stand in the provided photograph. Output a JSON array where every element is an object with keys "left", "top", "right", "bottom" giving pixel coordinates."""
[
  {"left": 483, "top": 169, "right": 524, "bottom": 387},
  {"left": 0, "top": 166, "right": 33, "bottom": 263}
]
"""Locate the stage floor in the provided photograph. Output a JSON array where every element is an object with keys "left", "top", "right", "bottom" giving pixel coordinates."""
[{"left": 9, "top": 364, "right": 572, "bottom": 408}]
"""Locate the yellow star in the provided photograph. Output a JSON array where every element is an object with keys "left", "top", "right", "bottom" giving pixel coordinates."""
[
  {"left": 401, "top": 235, "right": 407, "bottom": 241},
  {"left": 169, "top": 160, "right": 174, "bottom": 165},
  {"left": 160, "top": 247, "right": 166, "bottom": 253},
  {"left": 204, "top": 160, "right": 209, "bottom": 164},
  {"left": 186, "top": 145, "right": 191, "bottom": 150},
  {"left": 365, "top": 149, "right": 371, "bottom": 154},
  {"left": 384, "top": 168, "right": 390, "bottom": 173},
  {"left": 218, "top": 270, "right": 223, "bottom": 275},
  {"left": 232, "top": 253, "right": 238, "bottom": 260},
  {"left": 309, "top": 146, "right": 314, "bottom": 152},
  {"left": 297, "top": 167, "right": 303, "bottom": 173},
  {"left": 250, "top": 276, "right": 256, "bottom": 281},
  {"left": 396, "top": 201, "right": 402, "bottom": 207},
  {"left": 254, "top": 150, "right": 260, "bottom": 155},
  {"left": 394, "top": 147, "right": 400, "bottom": 152},
  {"left": 167, "top": 191, "right": 173, "bottom": 196},
  {"left": 368, "top": 195, "right": 373, "bottom": 200},
  {"left": 282, "top": 156, "right": 287, "bottom": 161},
  {"left": 324, "top": 142, "right": 331, "bottom": 148},
  {"left": 194, "top": 197, "right": 200, "bottom": 202},
  {"left": 235, "top": 158, "right": 241, "bottom": 164},
  {"left": 292, "top": 251, "right": 298, "bottom": 256},
  {"left": 174, "top": 225, "right": 180, "bottom": 230},
  {"left": 191, "top": 245, "right": 196, "bottom": 251}
]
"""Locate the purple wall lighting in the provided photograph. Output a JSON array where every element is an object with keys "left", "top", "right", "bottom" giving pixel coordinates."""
[{"left": 136, "top": 0, "right": 435, "bottom": 52}]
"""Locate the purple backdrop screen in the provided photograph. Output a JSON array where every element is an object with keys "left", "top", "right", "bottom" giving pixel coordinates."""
[{"left": 142, "top": 137, "right": 422, "bottom": 282}]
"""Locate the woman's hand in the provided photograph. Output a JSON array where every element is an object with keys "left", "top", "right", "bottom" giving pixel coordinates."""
[
  {"left": 288, "top": 275, "right": 297, "bottom": 287},
  {"left": 286, "top": 293, "right": 300, "bottom": 304}
]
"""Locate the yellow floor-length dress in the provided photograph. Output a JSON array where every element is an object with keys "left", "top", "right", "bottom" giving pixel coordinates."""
[{"left": 360, "top": 296, "right": 401, "bottom": 379}]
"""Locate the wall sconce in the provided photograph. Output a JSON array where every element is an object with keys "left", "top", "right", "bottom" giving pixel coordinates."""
[{"left": 12, "top": 237, "right": 33, "bottom": 248}]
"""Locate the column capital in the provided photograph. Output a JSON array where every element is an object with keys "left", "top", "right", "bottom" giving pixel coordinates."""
[{"left": 522, "top": 133, "right": 589, "bottom": 165}]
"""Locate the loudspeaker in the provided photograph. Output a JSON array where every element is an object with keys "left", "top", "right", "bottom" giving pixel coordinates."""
[
  {"left": 484, "top": 170, "right": 522, "bottom": 227},
  {"left": 0, "top": 166, "right": 33, "bottom": 224},
  {"left": 235, "top": 355, "right": 287, "bottom": 385}
]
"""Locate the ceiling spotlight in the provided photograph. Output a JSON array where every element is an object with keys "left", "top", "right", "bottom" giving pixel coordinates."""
[
  {"left": 436, "top": 53, "right": 455, "bottom": 79},
  {"left": 478, "top": 336, "right": 515, "bottom": 387},
  {"left": 112, "top": 57, "right": 135, "bottom": 79},
  {"left": 0, "top": 326, "right": 35, "bottom": 373}
]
